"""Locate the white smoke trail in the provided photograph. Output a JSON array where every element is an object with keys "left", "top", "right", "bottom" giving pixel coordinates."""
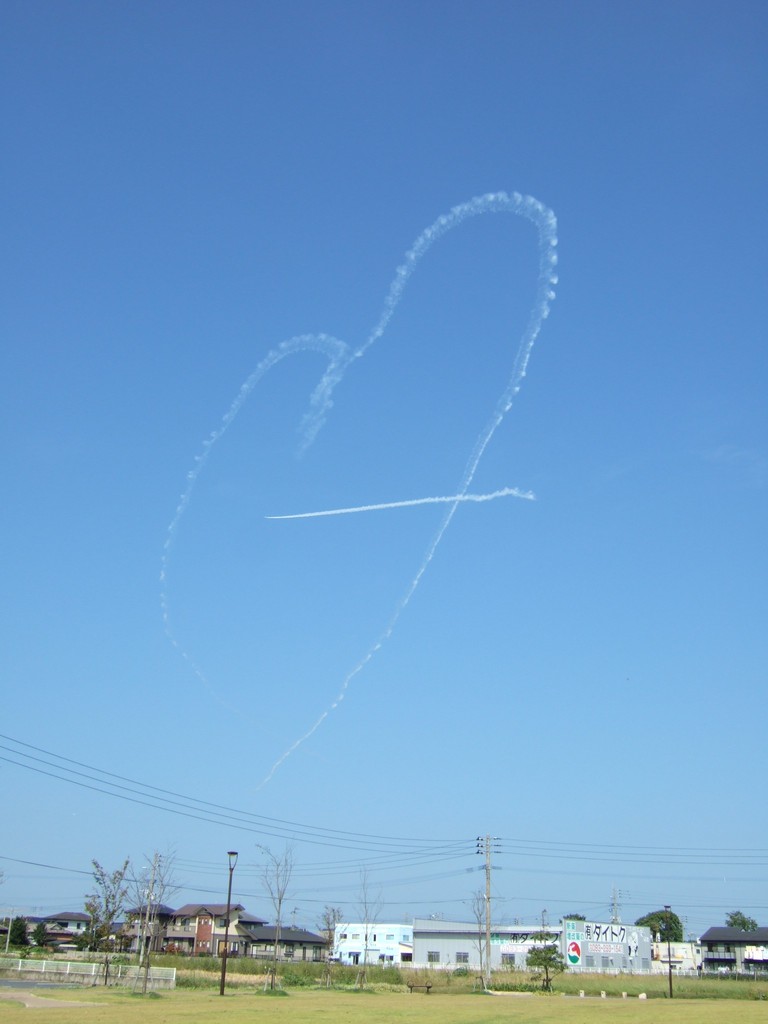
[
  {"left": 160, "top": 333, "right": 349, "bottom": 711},
  {"left": 257, "top": 192, "right": 558, "bottom": 786},
  {"left": 160, "top": 191, "right": 556, "bottom": 782},
  {"left": 265, "top": 487, "right": 534, "bottom": 520}
]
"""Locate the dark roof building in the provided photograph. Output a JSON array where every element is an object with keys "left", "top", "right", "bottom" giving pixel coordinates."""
[{"left": 699, "top": 927, "right": 768, "bottom": 972}]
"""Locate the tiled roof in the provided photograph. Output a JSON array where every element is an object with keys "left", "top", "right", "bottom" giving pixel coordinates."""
[
  {"left": 241, "top": 925, "right": 324, "bottom": 944},
  {"left": 172, "top": 903, "right": 245, "bottom": 917},
  {"left": 125, "top": 904, "right": 175, "bottom": 918},
  {"left": 700, "top": 926, "right": 768, "bottom": 942},
  {"left": 237, "top": 912, "right": 267, "bottom": 926}
]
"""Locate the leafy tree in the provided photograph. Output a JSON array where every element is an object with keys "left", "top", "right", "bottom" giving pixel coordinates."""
[
  {"left": 9, "top": 916, "right": 29, "bottom": 946},
  {"left": 726, "top": 911, "right": 758, "bottom": 932},
  {"left": 31, "top": 922, "right": 49, "bottom": 947},
  {"left": 84, "top": 858, "right": 130, "bottom": 981},
  {"left": 561, "top": 913, "right": 586, "bottom": 922},
  {"left": 527, "top": 937, "right": 566, "bottom": 991},
  {"left": 634, "top": 909, "right": 682, "bottom": 942}
]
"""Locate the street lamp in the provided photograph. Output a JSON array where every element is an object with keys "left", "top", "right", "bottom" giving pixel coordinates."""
[
  {"left": 664, "top": 905, "right": 673, "bottom": 999},
  {"left": 219, "top": 851, "right": 238, "bottom": 996}
]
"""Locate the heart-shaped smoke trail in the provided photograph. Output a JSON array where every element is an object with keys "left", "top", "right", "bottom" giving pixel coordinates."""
[{"left": 160, "top": 191, "right": 557, "bottom": 786}]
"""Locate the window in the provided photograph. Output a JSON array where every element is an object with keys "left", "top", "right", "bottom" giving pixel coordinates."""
[
  {"left": 351, "top": 933, "right": 360, "bottom": 939},
  {"left": 456, "top": 952, "right": 469, "bottom": 964},
  {"left": 427, "top": 951, "right": 440, "bottom": 963},
  {"left": 339, "top": 933, "right": 347, "bottom": 940},
  {"left": 501, "top": 953, "right": 515, "bottom": 966},
  {"left": 386, "top": 934, "right": 395, "bottom": 941}
]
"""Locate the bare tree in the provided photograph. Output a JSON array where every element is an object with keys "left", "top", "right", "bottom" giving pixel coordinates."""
[
  {"left": 128, "top": 850, "right": 179, "bottom": 993},
  {"left": 259, "top": 845, "right": 294, "bottom": 981},
  {"left": 319, "top": 905, "right": 343, "bottom": 954},
  {"left": 84, "top": 858, "right": 130, "bottom": 983},
  {"left": 357, "top": 868, "right": 382, "bottom": 971},
  {"left": 470, "top": 889, "right": 486, "bottom": 977}
]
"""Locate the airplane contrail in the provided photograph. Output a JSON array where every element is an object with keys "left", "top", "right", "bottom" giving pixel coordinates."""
[{"left": 265, "top": 486, "right": 535, "bottom": 520}]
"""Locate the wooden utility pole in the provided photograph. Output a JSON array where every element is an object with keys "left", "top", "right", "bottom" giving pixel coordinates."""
[
  {"left": 476, "top": 836, "right": 495, "bottom": 985},
  {"left": 484, "top": 836, "right": 491, "bottom": 984}
]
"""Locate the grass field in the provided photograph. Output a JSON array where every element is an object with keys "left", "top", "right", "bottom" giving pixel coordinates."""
[{"left": 2, "top": 986, "right": 768, "bottom": 1024}]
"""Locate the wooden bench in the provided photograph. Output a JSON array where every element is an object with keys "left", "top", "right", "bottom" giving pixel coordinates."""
[{"left": 407, "top": 982, "right": 432, "bottom": 994}]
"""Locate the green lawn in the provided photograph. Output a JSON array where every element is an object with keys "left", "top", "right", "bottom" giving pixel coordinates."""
[{"left": 1, "top": 987, "right": 767, "bottom": 1024}]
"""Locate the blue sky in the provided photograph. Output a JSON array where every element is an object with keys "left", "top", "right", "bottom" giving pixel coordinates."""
[{"left": 1, "top": 0, "right": 766, "bottom": 939}]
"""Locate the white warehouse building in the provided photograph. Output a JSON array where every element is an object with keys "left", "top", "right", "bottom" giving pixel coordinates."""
[
  {"left": 412, "top": 917, "right": 653, "bottom": 973},
  {"left": 333, "top": 922, "right": 413, "bottom": 965}
]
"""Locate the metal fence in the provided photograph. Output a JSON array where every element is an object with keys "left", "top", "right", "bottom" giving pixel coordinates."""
[{"left": 0, "top": 957, "right": 176, "bottom": 990}]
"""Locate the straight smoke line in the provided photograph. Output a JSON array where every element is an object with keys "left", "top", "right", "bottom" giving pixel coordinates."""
[{"left": 265, "top": 487, "right": 535, "bottom": 520}]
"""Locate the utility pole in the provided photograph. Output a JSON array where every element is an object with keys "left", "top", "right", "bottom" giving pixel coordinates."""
[
  {"left": 476, "top": 836, "right": 499, "bottom": 986},
  {"left": 219, "top": 851, "right": 238, "bottom": 997},
  {"left": 610, "top": 885, "right": 623, "bottom": 924},
  {"left": 4, "top": 909, "right": 15, "bottom": 954},
  {"left": 664, "top": 905, "right": 673, "bottom": 999}
]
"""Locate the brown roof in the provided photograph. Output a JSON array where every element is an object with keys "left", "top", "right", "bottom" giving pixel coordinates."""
[{"left": 172, "top": 903, "right": 245, "bottom": 917}]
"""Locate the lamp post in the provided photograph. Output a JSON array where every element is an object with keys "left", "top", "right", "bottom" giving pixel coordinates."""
[
  {"left": 664, "top": 905, "right": 673, "bottom": 999},
  {"left": 219, "top": 851, "right": 238, "bottom": 996}
]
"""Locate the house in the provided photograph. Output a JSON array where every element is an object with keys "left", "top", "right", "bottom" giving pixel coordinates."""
[
  {"left": 651, "top": 939, "right": 701, "bottom": 973},
  {"left": 699, "top": 927, "right": 768, "bottom": 973},
  {"left": 122, "top": 903, "right": 176, "bottom": 954},
  {"left": 333, "top": 923, "right": 412, "bottom": 965},
  {"left": 238, "top": 923, "right": 325, "bottom": 962},
  {"left": 38, "top": 912, "right": 91, "bottom": 949},
  {"left": 161, "top": 904, "right": 324, "bottom": 960},
  {"left": 164, "top": 904, "right": 255, "bottom": 955}
]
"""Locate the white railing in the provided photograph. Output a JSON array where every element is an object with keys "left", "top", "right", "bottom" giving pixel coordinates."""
[{"left": 0, "top": 958, "right": 176, "bottom": 989}]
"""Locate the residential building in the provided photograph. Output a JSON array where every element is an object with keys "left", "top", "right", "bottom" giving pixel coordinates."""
[
  {"left": 164, "top": 904, "right": 253, "bottom": 955},
  {"left": 651, "top": 940, "right": 701, "bottom": 973},
  {"left": 160, "top": 904, "right": 324, "bottom": 960},
  {"left": 239, "top": 923, "right": 325, "bottom": 962},
  {"left": 36, "top": 912, "right": 91, "bottom": 949},
  {"left": 699, "top": 927, "right": 768, "bottom": 973},
  {"left": 122, "top": 903, "right": 176, "bottom": 954},
  {"left": 333, "top": 923, "right": 412, "bottom": 965}
]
